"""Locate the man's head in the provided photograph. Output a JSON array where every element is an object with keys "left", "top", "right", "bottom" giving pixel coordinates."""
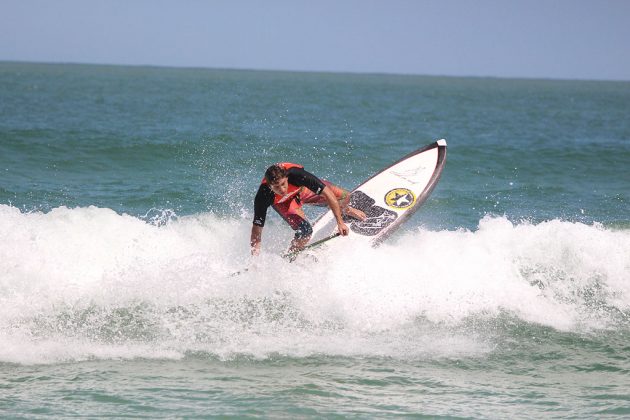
[{"left": 265, "top": 164, "right": 289, "bottom": 195}]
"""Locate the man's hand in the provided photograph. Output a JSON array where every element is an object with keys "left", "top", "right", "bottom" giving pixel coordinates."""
[
  {"left": 337, "top": 221, "right": 350, "bottom": 236},
  {"left": 250, "top": 225, "right": 263, "bottom": 256}
]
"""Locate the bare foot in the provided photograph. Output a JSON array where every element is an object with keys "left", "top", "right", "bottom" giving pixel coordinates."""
[{"left": 345, "top": 206, "right": 366, "bottom": 221}]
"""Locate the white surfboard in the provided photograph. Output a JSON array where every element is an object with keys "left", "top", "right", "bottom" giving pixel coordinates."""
[{"left": 309, "top": 139, "right": 447, "bottom": 246}]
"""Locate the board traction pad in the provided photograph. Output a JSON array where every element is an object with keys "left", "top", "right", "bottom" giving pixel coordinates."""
[{"left": 344, "top": 191, "right": 397, "bottom": 236}]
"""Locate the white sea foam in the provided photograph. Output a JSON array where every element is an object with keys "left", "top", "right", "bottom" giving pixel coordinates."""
[{"left": 1, "top": 205, "right": 628, "bottom": 364}]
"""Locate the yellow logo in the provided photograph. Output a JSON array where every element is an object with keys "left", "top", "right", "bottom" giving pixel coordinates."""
[{"left": 384, "top": 188, "right": 415, "bottom": 209}]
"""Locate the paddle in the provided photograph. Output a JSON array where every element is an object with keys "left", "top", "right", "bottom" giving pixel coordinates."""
[
  {"left": 281, "top": 232, "right": 341, "bottom": 261},
  {"left": 230, "top": 232, "right": 341, "bottom": 276}
]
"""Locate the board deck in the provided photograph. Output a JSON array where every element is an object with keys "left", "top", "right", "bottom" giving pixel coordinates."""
[{"left": 308, "top": 139, "right": 447, "bottom": 246}]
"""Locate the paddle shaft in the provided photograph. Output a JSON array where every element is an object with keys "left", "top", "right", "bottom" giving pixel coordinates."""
[
  {"left": 283, "top": 232, "right": 341, "bottom": 260},
  {"left": 231, "top": 232, "right": 341, "bottom": 276}
]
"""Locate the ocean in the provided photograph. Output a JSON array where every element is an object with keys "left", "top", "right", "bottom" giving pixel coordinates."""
[{"left": 1, "top": 61, "right": 629, "bottom": 418}]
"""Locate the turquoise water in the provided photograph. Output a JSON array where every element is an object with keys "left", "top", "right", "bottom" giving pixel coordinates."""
[{"left": 1, "top": 62, "right": 629, "bottom": 417}]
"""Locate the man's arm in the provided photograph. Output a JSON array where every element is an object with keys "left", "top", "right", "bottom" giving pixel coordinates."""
[
  {"left": 251, "top": 184, "right": 273, "bottom": 256},
  {"left": 321, "top": 186, "right": 350, "bottom": 236},
  {"left": 250, "top": 225, "right": 263, "bottom": 256},
  {"left": 287, "top": 167, "right": 349, "bottom": 236}
]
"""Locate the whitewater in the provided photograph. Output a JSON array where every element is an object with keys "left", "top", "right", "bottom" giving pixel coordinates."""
[{"left": 2, "top": 204, "right": 628, "bottom": 365}]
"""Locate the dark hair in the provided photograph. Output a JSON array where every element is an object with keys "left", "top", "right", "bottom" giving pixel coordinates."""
[{"left": 265, "top": 164, "right": 288, "bottom": 184}]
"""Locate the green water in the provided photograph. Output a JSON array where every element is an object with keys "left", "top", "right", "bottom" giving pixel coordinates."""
[{"left": 1, "top": 62, "right": 629, "bottom": 417}]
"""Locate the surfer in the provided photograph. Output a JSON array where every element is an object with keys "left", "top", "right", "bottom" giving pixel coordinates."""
[{"left": 250, "top": 163, "right": 366, "bottom": 256}]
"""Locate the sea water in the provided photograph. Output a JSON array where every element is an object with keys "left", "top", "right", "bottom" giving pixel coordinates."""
[{"left": 1, "top": 62, "right": 629, "bottom": 418}]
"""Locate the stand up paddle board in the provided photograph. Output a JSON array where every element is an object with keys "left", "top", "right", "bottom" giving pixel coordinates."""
[{"left": 308, "top": 139, "right": 447, "bottom": 247}]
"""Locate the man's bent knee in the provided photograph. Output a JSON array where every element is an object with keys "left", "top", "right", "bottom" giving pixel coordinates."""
[{"left": 294, "top": 219, "right": 313, "bottom": 240}]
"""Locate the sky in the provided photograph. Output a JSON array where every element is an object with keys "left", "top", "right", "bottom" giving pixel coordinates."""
[{"left": 1, "top": 0, "right": 629, "bottom": 81}]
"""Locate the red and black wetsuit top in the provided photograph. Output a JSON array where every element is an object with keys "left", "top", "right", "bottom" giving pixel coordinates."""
[{"left": 253, "top": 163, "right": 325, "bottom": 227}]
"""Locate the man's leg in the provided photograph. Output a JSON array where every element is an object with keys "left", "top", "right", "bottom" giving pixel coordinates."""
[
  {"left": 302, "top": 181, "right": 366, "bottom": 220},
  {"left": 273, "top": 202, "right": 312, "bottom": 252}
]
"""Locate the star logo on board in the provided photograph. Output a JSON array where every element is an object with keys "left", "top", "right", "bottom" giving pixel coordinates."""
[{"left": 384, "top": 188, "right": 415, "bottom": 209}]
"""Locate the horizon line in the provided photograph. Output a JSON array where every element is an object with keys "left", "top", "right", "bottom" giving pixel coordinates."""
[{"left": 2, "top": 59, "right": 629, "bottom": 84}]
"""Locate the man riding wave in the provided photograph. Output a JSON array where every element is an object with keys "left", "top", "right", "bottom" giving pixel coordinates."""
[{"left": 251, "top": 163, "right": 366, "bottom": 256}]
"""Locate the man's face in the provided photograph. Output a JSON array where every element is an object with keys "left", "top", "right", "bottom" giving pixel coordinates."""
[{"left": 269, "top": 176, "right": 289, "bottom": 196}]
